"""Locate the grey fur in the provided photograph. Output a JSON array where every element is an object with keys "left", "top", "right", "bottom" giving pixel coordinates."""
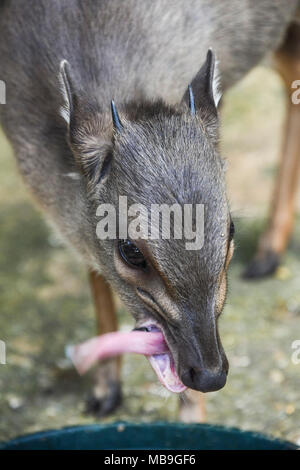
[{"left": 0, "top": 0, "right": 298, "bottom": 390}]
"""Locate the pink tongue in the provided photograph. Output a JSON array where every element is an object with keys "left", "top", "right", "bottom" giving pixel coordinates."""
[
  {"left": 66, "top": 331, "right": 167, "bottom": 374},
  {"left": 66, "top": 330, "right": 186, "bottom": 393}
]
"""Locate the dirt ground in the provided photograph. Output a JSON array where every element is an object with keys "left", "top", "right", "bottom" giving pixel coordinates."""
[{"left": 0, "top": 66, "right": 300, "bottom": 444}]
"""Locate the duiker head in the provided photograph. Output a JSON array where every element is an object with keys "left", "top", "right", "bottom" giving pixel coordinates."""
[{"left": 60, "top": 50, "right": 234, "bottom": 393}]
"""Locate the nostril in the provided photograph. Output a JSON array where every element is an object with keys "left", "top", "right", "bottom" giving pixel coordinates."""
[
  {"left": 189, "top": 368, "right": 196, "bottom": 382},
  {"left": 181, "top": 367, "right": 200, "bottom": 389},
  {"left": 189, "top": 366, "right": 202, "bottom": 384}
]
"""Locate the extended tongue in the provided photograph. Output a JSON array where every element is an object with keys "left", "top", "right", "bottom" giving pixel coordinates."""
[
  {"left": 66, "top": 329, "right": 187, "bottom": 394},
  {"left": 66, "top": 330, "right": 168, "bottom": 374}
]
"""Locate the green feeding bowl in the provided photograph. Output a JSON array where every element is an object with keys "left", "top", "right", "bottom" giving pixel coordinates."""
[{"left": 0, "top": 423, "right": 298, "bottom": 450}]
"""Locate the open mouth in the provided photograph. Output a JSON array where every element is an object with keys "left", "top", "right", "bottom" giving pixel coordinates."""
[
  {"left": 134, "top": 322, "right": 186, "bottom": 393},
  {"left": 66, "top": 321, "right": 186, "bottom": 394}
]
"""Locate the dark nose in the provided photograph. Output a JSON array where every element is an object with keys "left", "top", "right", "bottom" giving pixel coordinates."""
[{"left": 181, "top": 367, "right": 227, "bottom": 392}]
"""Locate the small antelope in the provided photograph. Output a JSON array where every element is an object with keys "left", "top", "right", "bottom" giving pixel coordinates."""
[{"left": 0, "top": 0, "right": 299, "bottom": 420}]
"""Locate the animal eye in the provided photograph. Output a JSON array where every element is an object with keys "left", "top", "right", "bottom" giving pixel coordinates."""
[
  {"left": 118, "top": 239, "right": 147, "bottom": 269},
  {"left": 229, "top": 220, "right": 235, "bottom": 242}
]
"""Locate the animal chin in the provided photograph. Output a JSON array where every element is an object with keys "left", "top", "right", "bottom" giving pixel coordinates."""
[{"left": 136, "top": 322, "right": 187, "bottom": 394}]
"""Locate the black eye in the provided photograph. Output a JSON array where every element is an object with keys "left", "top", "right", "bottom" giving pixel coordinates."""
[
  {"left": 229, "top": 220, "right": 235, "bottom": 242},
  {"left": 118, "top": 239, "right": 147, "bottom": 269}
]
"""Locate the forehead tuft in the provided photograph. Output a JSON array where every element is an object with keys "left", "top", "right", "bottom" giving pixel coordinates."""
[{"left": 113, "top": 111, "right": 225, "bottom": 208}]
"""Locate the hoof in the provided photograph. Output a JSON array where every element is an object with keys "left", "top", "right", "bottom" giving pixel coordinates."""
[
  {"left": 85, "top": 381, "right": 122, "bottom": 417},
  {"left": 243, "top": 251, "right": 280, "bottom": 279}
]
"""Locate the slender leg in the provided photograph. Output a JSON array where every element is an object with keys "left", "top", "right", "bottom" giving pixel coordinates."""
[
  {"left": 179, "top": 390, "right": 206, "bottom": 423},
  {"left": 85, "top": 270, "right": 122, "bottom": 416},
  {"left": 244, "top": 24, "right": 300, "bottom": 278}
]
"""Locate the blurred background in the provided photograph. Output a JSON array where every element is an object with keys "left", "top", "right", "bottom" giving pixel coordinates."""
[{"left": 0, "top": 66, "right": 299, "bottom": 444}]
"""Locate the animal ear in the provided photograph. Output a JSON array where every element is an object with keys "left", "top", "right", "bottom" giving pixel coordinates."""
[
  {"left": 59, "top": 60, "right": 113, "bottom": 187},
  {"left": 59, "top": 59, "right": 76, "bottom": 126},
  {"left": 182, "top": 49, "right": 222, "bottom": 115}
]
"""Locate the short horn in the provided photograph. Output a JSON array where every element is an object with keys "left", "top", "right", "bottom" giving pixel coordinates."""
[
  {"left": 188, "top": 84, "right": 196, "bottom": 115},
  {"left": 111, "top": 100, "right": 123, "bottom": 131}
]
